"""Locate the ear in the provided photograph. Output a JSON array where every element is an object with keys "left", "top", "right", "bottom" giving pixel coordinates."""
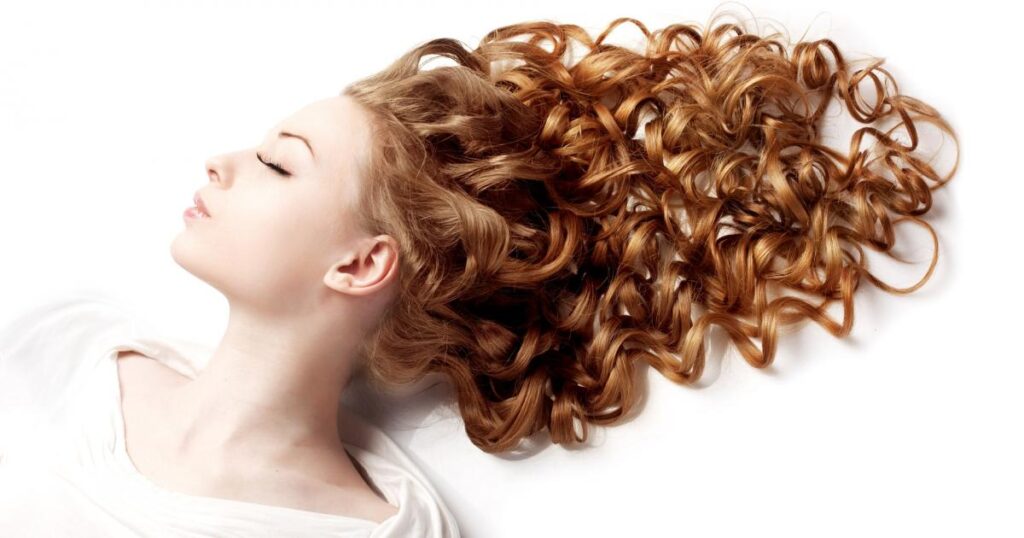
[{"left": 323, "top": 235, "right": 398, "bottom": 297}]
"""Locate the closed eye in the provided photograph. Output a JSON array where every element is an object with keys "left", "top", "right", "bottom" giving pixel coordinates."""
[{"left": 256, "top": 152, "right": 291, "bottom": 177}]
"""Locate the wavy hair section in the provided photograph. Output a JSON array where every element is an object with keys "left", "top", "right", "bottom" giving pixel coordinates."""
[{"left": 340, "top": 13, "right": 960, "bottom": 453}]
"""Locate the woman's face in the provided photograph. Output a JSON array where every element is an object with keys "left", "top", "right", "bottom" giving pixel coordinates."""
[{"left": 171, "top": 94, "right": 383, "bottom": 313}]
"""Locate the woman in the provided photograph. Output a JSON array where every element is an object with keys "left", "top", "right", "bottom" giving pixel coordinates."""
[
  {"left": 0, "top": 96, "right": 457, "bottom": 535},
  {"left": 0, "top": 13, "right": 957, "bottom": 537}
]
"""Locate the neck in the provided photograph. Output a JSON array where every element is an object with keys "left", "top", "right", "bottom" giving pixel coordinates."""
[{"left": 165, "top": 305, "right": 361, "bottom": 465}]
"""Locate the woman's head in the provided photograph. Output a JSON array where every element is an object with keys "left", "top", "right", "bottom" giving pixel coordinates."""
[
  {"left": 171, "top": 94, "right": 400, "bottom": 335},
  {"left": 181, "top": 13, "right": 959, "bottom": 455}
]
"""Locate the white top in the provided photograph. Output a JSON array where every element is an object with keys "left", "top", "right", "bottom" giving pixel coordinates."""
[{"left": 0, "top": 296, "right": 461, "bottom": 537}]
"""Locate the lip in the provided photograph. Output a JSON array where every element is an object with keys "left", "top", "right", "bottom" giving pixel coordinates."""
[
  {"left": 183, "top": 206, "right": 208, "bottom": 221},
  {"left": 192, "top": 191, "right": 212, "bottom": 218}
]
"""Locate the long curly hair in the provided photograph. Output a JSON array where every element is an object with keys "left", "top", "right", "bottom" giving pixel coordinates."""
[{"left": 340, "top": 12, "right": 960, "bottom": 454}]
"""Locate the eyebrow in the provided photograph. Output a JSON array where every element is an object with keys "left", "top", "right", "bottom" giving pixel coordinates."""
[{"left": 278, "top": 130, "right": 316, "bottom": 161}]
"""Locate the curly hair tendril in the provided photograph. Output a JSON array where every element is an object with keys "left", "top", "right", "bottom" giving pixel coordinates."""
[{"left": 339, "top": 12, "right": 960, "bottom": 454}]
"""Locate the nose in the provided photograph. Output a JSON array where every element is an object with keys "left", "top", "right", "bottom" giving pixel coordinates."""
[{"left": 205, "top": 157, "right": 223, "bottom": 185}]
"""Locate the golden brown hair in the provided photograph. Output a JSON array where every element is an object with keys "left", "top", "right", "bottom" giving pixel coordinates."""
[{"left": 340, "top": 13, "right": 959, "bottom": 453}]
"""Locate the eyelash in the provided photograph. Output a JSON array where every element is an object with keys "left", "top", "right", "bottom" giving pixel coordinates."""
[{"left": 256, "top": 152, "right": 291, "bottom": 177}]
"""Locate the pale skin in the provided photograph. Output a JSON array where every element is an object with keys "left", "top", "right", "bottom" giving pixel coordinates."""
[{"left": 119, "top": 94, "right": 402, "bottom": 523}]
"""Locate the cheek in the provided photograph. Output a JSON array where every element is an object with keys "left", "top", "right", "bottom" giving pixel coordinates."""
[
  {"left": 216, "top": 193, "right": 336, "bottom": 290},
  {"left": 254, "top": 206, "right": 327, "bottom": 261}
]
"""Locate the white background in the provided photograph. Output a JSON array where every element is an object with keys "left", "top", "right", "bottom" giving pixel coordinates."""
[{"left": 1, "top": 1, "right": 1019, "bottom": 536}]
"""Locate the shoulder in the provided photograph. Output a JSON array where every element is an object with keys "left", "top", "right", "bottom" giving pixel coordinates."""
[
  {"left": 0, "top": 295, "right": 134, "bottom": 362},
  {"left": 0, "top": 295, "right": 136, "bottom": 451},
  {"left": 0, "top": 294, "right": 137, "bottom": 386},
  {"left": 0, "top": 295, "right": 135, "bottom": 391}
]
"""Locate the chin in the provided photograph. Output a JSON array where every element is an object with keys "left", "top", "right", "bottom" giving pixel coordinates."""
[{"left": 169, "top": 232, "right": 207, "bottom": 281}]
